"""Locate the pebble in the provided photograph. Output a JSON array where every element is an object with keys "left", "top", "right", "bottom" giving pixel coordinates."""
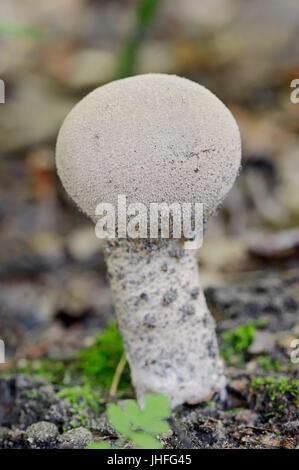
[
  {"left": 59, "top": 427, "right": 93, "bottom": 449},
  {"left": 249, "top": 331, "right": 276, "bottom": 354},
  {"left": 26, "top": 421, "right": 59, "bottom": 447}
]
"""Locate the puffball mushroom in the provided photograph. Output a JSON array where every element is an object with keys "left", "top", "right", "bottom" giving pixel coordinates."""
[{"left": 56, "top": 74, "right": 241, "bottom": 408}]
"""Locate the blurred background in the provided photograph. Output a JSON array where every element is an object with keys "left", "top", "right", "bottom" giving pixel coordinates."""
[{"left": 0, "top": 0, "right": 299, "bottom": 365}]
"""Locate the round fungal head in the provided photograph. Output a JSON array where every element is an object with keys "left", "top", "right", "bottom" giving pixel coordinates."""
[{"left": 56, "top": 74, "right": 241, "bottom": 225}]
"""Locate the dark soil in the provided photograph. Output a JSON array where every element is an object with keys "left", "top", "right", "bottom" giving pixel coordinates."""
[{"left": 1, "top": 271, "right": 298, "bottom": 449}]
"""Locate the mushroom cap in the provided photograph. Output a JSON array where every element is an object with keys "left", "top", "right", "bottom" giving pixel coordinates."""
[{"left": 56, "top": 74, "right": 241, "bottom": 222}]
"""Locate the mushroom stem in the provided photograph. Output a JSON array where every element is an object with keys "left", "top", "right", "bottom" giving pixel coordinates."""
[{"left": 104, "top": 238, "right": 226, "bottom": 408}]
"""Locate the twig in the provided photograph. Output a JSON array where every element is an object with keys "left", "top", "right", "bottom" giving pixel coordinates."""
[
  {"left": 110, "top": 351, "right": 127, "bottom": 397},
  {"left": 241, "top": 425, "right": 275, "bottom": 433}
]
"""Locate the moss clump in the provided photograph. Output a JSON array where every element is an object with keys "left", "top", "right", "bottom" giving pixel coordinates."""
[
  {"left": 250, "top": 377, "right": 299, "bottom": 418},
  {"left": 16, "top": 323, "right": 132, "bottom": 393},
  {"left": 77, "top": 322, "right": 132, "bottom": 392},
  {"left": 57, "top": 383, "right": 103, "bottom": 428},
  {"left": 10, "top": 323, "right": 134, "bottom": 428},
  {"left": 57, "top": 383, "right": 101, "bottom": 412},
  {"left": 16, "top": 358, "right": 75, "bottom": 385},
  {"left": 220, "top": 319, "right": 266, "bottom": 366},
  {"left": 227, "top": 407, "right": 245, "bottom": 415},
  {"left": 257, "top": 355, "right": 281, "bottom": 372}
]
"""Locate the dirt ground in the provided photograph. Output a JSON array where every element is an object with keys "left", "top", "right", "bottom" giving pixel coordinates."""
[{"left": 0, "top": 270, "right": 298, "bottom": 449}]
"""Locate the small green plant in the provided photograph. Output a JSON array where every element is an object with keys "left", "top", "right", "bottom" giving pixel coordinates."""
[
  {"left": 117, "top": 0, "right": 164, "bottom": 78},
  {"left": 251, "top": 376, "right": 299, "bottom": 417},
  {"left": 88, "top": 394, "right": 171, "bottom": 449},
  {"left": 16, "top": 358, "right": 73, "bottom": 385},
  {"left": 23, "top": 390, "right": 41, "bottom": 399},
  {"left": 57, "top": 383, "right": 102, "bottom": 428},
  {"left": 227, "top": 407, "right": 245, "bottom": 415},
  {"left": 251, "top": 377, "right": 299, "bottom": 402},
  {"left": 203, "top": 401, "right": 216, "bottom": 408},
  {"left": 220, "top": 319, "right": 266, "bottom": 365},
  {"left": 78, "top": 322, "right": 131, "bottom": 392},
  {"left": 16, "top": 323, "right": 131, "bottom": 393},
  {"left": 257, "top": 355, "right": 281, "bottom": 372},
  {"left": 57, "top": 383, "right": 101, "bottom": 412}
]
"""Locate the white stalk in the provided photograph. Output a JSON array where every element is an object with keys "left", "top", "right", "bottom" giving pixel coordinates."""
[{"left": 104, "top": 239, "right": 226, "bottom": 408}]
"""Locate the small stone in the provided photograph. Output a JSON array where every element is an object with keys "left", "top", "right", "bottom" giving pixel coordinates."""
[
  {"left": 234, "top": 409, "right": 257, "bottom": 425},
  {"left": 67, "top": 227, "right": 102, "bottom": 261},
  {"left": 249, "top": 331, "right": 276, "bottom": 354},
  {"left": 26, "top": 421, "right": 59, "bottom": 447},
  {"left": 281, "top": 437, "right": 296, "bottom": 449},
  {"left": 260, "top": 435, "right": 281, "bottom": 448},
  {"left": 0, "top": 427, "right": 25, "bottom": 448},
  {"left": 229, "top": 380, "right": 246, "bottom": 393},
  {"left": 89, "top": 413, "right": 118, "bottom": 437},
  {"left": 59, "top": 427, "right": 93, "bottom": 449},
  {"left": 246, "top": 359, "right": 258, "bottom": 374}
]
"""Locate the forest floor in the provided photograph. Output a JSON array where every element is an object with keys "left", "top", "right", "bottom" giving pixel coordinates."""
[{"left": 1, "top": 270, "right": 298, "bottom": 449}]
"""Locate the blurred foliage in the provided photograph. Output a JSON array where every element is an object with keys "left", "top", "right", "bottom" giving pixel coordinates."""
[
  {"left": 57, "top": 383, "right": 101, "bottom": 412},
  {"left": 16, "top": 322, "right": 132, "bottom": 392},
  {"left": 117, "top": 0, "right": 164, "bottom": 78},
  {"left": 257, "top": 355, "right": 281, "bottom": 372},
  {"left": 88, "top": 394, "right": 171, "bottom": 449},
  {"left": 0, "top": 22, "right": 42, "bottom": 39},
  {"left": 78, "top": 322, "right": 131, "bottom": 391},
  {"left": 220, "top": 319, "right": 267, "bottom": 365},
  {"left": 250, "top": 377, "right": 299, "bottom": 417},
  {"left": 16, "top": 359, "right": 73, "bottom": 384},
  {"left": 14, "top": 323, "right": 133, "bottom": 428},
  {"left": 57, "top": 383, "right": 102, "bottom": 428}
]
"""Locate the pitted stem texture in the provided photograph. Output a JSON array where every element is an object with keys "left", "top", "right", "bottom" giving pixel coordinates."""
[{"left": 104, "top": 239, "right": 226, "bottom": 408}]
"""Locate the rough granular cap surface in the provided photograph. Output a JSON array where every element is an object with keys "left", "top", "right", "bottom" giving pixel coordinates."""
[{"left": 56, "top": 74, "right": 241, "bottom": 221}]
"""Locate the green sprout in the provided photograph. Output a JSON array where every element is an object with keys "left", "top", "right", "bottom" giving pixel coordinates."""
[
  {"left": 257, "top": 355, "right": 281, "bottom": 372},
  {"left": 78, "top": 322, "right": 131, "bottom": 392},
  {"left": 220, "top": 319, "right": 266, "bottom": 366},
  {"left": 117, "top": 0, "right": 164, "bottom": 78},
  {"left": 250, "top": 377, "right": 299, "bottom": 417}
]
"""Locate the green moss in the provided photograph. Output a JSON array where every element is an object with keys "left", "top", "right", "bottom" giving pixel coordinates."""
[
  {"left": 57, "top": 383, "right": 103, "bottom": 428},
  {"left": 23, "top": 390, "right": 42, "bottom": 399},
  {"left": 251, "top": 376, "right": 299, "bottom": 400},
  {"left": 77, "top": 322, "right": 131, "bottom": 391},
  {"left": 0, "top": 22, "right": 42, "bottom": 39},
  {"left": 16, "top": 358, "right": 75, "bottom": 385},
  {"left": 250, "top": 376, "right": 299, "bottom": 417},
  {"left": 57, "top": 383, "right": 101, "bottom": 411},
  {"left": 15, "top": 322, "right": 132, "bottom": 394},
  {"left": 220, "top": 319, "right": 266, "bottom": 366},
  {"left": 227, "top": 407, "right": 245, "bottom": 415},
  {"left": 9, "top": 323, "right": 135, "bottom": 428},
  {"left": 257, "top": 355, "right": 281, "bottom": 372},
  {"left": 203, "top": 401, "right": 216, "bottom": 408}
]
